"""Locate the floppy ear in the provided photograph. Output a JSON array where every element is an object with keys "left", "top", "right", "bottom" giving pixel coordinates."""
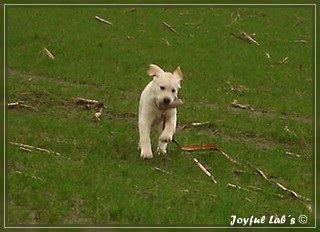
[
  {"left": 147, "top": 64, "right": 164, "bottom": 77},
  {"left": 173, "top": 66, "right": 183, "bottom": 80}
]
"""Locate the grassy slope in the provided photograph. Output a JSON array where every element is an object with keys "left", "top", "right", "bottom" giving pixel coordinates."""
[{"left": 6, "top": 7, "right": 313, "bottom": 225}]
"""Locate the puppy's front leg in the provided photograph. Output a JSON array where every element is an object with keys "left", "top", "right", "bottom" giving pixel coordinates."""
[
  {"left": 158, "top": 110, "right": 177, "bottom": 154},
  {"left": 139, "top": 118, "right": 153, "bottom": 159}
]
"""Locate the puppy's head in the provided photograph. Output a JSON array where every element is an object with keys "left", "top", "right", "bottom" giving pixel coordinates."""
[{"left": 147, "top": 64, "right": 183, "bottom": 110}]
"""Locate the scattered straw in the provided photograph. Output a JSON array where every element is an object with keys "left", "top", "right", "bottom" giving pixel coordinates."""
[
  {"left": 15, "top": 170, "right": 44, "bottom": 182},
  {"left": 227, "top": 183, "right": 250, "bottom": 192},
  {"left": 265, "top": 53, "right": 289, "bottom": 66},
  {"left": 9, "top": 141, "right": 66, "bottom": 159}
]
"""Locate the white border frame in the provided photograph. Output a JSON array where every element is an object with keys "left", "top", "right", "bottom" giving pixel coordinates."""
[{"left": 3, "top": 3, "right": 317, "bottom": 229}]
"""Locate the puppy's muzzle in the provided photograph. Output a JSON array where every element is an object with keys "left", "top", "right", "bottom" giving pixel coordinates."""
[
  {"left": 154, "top": 97, "right": 183, "bottom": 111},
  {"left": 163, "top": 98, "right": 171, "bottom": 105}
]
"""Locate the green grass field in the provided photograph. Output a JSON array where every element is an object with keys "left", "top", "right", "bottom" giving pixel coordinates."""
[{"left": 6, "top": 6, "right": 314, "bottom": 226}]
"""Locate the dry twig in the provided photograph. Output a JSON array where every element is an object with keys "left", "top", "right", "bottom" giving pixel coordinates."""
[
  {"left": 265, "top": 53, "right": 289, "bottom": 65},
  {"left": 294, "top": 39, "right": 307, "bottom": 44},
  {"left": 74, "top": 97, "right": 105, "bottom": 121},
  {"left": 191, "top": 121, "right": 210, "bottom": 127},
  {"left": 284, "top": 125, "right": 296, "bottom": 137},
  {"left": 153, "top": 167, "right": 175, "bottom": 177},
  {"left": 231, "top": 99, "right": 254, "bottom": 111},
  {"left": 276, "top": 57, "right": 289, "bottom": 64},
  {"left": 8, "top": 101, "right": 36, "bottom": 110},
  {"left": 9, "top": 141, "right": 65, "bottom": 158},
  {"left": 95, "top": 15, "right": 113, "bottom": 25},
  {"left": 193, "top": 158, "right": 217, "bottom": 183},
  {"left": 240, "top": 31, "right": 260, "bottom": 46},
  {"left": 230, "top": 31, "right": 259, "bottom": 45},
  {"left": 162, "top": 21, "right": 179, "bottom": 35},
  {"left": 227, "top": 183, "right": 250, "bottom": 192},
  {"left": 74, "top": 97, "right": 104, "bottom": 108},
  {"left": 43, "top": 47, "right": 55, "bottom": 60},
  {"left": 8, "top": 101, "right": 25, "bottom": 108},
  {"left": 286, "top": 151, "right": 302, "bottom": 158},
  {"left": 162, "top": 38, "right": 171, "bottom": 46}
]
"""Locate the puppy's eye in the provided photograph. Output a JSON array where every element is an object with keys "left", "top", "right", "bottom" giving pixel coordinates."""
[
  {"left": 160, "top": 86, "right": 165, "bottom": 90},
  {"left": 172, "top": 89, "right": 176, "bottom": 93}
]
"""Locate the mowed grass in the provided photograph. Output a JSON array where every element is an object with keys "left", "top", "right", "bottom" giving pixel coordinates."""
[{"left": 6, "top": 6, "right": 314, "bottom": 225}]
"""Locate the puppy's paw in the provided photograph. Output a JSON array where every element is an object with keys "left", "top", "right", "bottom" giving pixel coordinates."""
[
  {"left": 156, "top": 145, "right": 167, "bottom": 155},
  {"left": 159, "top": 134, "right": 172, "bottom": 143},
  {"left": 140, "top": 149, "right": 153, "bottom": 159}
]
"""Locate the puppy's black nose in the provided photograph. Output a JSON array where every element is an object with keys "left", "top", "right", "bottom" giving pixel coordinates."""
[{"left": 163, "top": 98, "right": 171, "bottom": 105}]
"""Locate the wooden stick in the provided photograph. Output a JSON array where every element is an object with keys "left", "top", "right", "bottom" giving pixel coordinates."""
[
  {"left": 231, "top": 99, "right": 254, "bottom": 111},
  {"left": 162, "top": 21, "right": 179, "bottom": 35},
  {"left": 286, "top": 151, "right": 302, "bottom": 158},
  {"left": 240, "top": 31, "right": 260, "bottom": 46},
  {"left": 284, "top": 125, "right": 296, "bottom": 137},
  {"left": 153, "top": 167, "right": 175, "bottom": 177},
  {"left": 95, "top": 15, "right": 113, "bottom": 25},
  {"left": 294, "top": 39, "right": 307, "bottom": 44},
  {"left": 8, "top": 101, "right": 35, "bottom": 110},
  {"left": 43, "top": 47, "right": 55, "bottom": 60},
  {"left": 277, "top": 56, "right": 289, "bottom": 64},
  {"left": 19, "top": 147, "right": 32, "bottom": 152},
  {"left": 74, "top": 97, "right": 104, "bottom": 108},
  {"left": 230, "top": 32, "right": 250, "bottom": 43},
  {"left": 230, "top": 32, "right": 259, "bottom": 46},
  {"left": 35, "top": 147, "right": 50, "bottom": 153},
  {"left": 74, "top": 97, "right": 100, "bottom": 105},
  {"left": 8, "top": 101, "right": 24, "bottom": 108},
  {"left": 191, "top": 121, "right": 210, "bottom": 127},
  {"left": 227, "top": 183, "right": 250, "bottom": 192},
  {"left": 10, "top": 141, "right": 34, "bottom": 150},
  {"left": 193, "top": 158, "right": 217, "bottom": 183}
]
